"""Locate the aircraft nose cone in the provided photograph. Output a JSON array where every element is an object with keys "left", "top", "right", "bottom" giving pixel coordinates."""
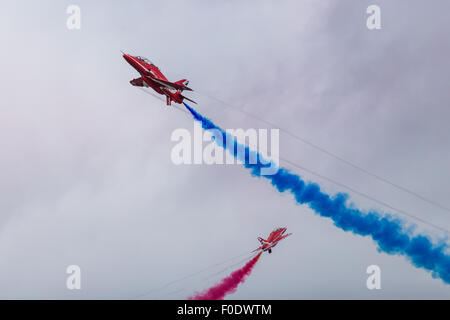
[
  {"left": 123, "top": 54, "right": 135, "bottom": 66},
  {"left": 123, "top": 53, "right": 133, "bottom": 62}
]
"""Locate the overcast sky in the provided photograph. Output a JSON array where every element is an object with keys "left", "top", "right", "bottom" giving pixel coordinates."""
[{"left": 0, "top": 0, "right": 449, "bottom": 299}]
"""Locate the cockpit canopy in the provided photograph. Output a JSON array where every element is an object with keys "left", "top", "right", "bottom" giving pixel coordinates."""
[{"left": 136, "top": 56, "right": 153, "bottom": 65}]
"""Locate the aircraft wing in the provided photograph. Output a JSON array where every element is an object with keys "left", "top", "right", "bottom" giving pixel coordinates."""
[
  {"left": 130, "top": 77, "right": 146, "bottom": 87},
  {"left": 266, "top": 233, "right": 292, "bottom": 248},
  {"left": 275, "top": 233, "right": 292, "bottom": 243},
  {"left": 147, "top": 75, "right": 193, "bottom": 91},
  {"left": 181, "top": 94, "right": 197, "bottom": 104},
  {"left": 252, "top": 245, "right": 264, "bottom": 253}
]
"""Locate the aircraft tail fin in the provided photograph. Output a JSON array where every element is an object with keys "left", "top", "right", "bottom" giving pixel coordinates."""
[
  {"left": 175, "top": 79, "right": 189, "bottom": 86},
  {"left": 174, "top": 79, "right": 192, "bottom": 92}
]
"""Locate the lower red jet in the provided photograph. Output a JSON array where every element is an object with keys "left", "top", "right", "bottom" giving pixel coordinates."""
[
  {"left": 122, "top": 53, "right": 196, "bottom": 106},
  {"left": 254, "top": 227, "right": 292, "bottom": 254}
]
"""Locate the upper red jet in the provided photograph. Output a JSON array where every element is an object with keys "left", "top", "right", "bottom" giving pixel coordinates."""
[
  {"left": 254, "top": 227, "right": 292, "bottom": 254},
  {"left": 122, "top": 53, "right": 196, "bottom": 106}
]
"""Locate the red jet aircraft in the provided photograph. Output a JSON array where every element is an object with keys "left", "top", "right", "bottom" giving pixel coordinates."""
[
  {"left": 122, "top": 53, "right": 196, "bottom": 106},
  {"left": 254, "top": 227, "right": 292, "bottom": 254}
]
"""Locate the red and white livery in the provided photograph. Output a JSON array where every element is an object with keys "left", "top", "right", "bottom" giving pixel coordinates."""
[
  {"left": 122, "top": 53, "right": 196, "bottom": 106},
  {"left": 254, "top": 227, "right": 292, "bottom": 254}
]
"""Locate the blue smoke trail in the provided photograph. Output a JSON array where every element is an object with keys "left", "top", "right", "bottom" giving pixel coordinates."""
[{"left": 183, "top": 102, "right": 450, "bottom": 284}]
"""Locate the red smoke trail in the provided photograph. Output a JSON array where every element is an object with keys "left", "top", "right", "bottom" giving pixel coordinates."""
[{"left": 189, "top": 252, "right": 262, "bottom": 300}]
